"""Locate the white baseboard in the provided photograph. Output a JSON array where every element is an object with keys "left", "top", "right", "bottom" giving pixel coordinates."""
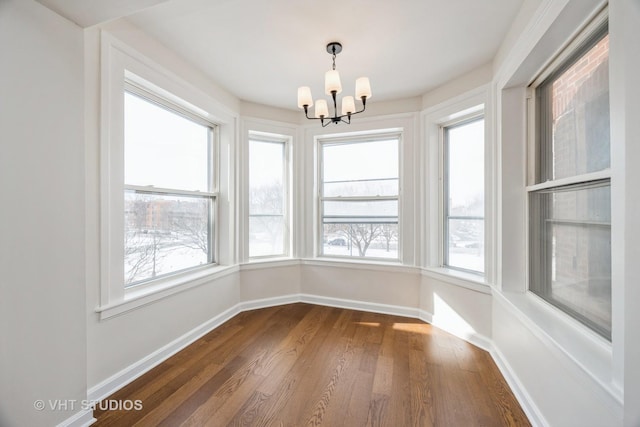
[
  {"left": 238, "top": 293, "right": 300, "bottom": 312},
  {"left": 87, "top": 303, "right": 241, "bottom": 402},
  {"left": 299, "top": 293, "right": 422, "bottom": 319},
  {"left": 490, "top": 345, "right": 548, "bottom": 427},
  {"left": 56, "top": 409, "right": 95, "bottom": 427}
]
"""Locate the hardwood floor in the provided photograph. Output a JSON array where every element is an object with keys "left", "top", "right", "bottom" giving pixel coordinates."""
[{"left": 93, "top": 303, "right": 530, "bottom": 426}]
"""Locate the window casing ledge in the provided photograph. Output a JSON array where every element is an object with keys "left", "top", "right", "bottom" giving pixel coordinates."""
[
  {"left": 493, "top": 288, "right": 622, "bottom": 406},
  {"left": 421, "top": 267, "right": 491, "bottom": 294},
  {"left": 96, "top": 264, "right": 238, "bottom": 320}
]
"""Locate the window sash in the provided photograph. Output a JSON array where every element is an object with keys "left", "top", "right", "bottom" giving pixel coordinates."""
[
  {"left": 534, "top": 23, "right": 609, "bottom": 184},
  {"left": 123, "top": 83, "right": 218, "bottom": 285},
  {"left": 248, "top": 136, "right": 289, "bottom": 258},
  {"left": 528, "top": 180, "right": 611, "bottom": 339},
  {"left": 442, "top": 115, "right": 485, "bottom": 274}
]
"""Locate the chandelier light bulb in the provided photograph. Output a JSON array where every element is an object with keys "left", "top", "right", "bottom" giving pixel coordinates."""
[
  {"left": 355, "top": 77, "right": 372, "bottom": 100},
  {"left": 297, "top": 86, "right": 313, "bottom": 108},
  {"left": 315, "top": 99, "right": 329, "bottom": 118},
  {"left": 341, "top": 96, "right": 355, "bottom": 116},
  {"left": 325, "top": 70, "right": 342, "bottom": 95}
]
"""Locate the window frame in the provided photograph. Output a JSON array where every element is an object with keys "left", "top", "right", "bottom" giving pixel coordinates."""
[
  {"left": 316, "top": 131, "right": 402, "bottom": 261},
  {"left": 441, "top": 113, "right": 486, "bottom": 275},
  {"left": 98, "top": 34, "right": 236, "bottom": 319},
  {"left": 247, "top": 131, "right": 291, "bottom": 259},
  {"left": 122, "top": 82, "right": 219, "bottom": 289},
  {"left": 526, "top": 13, "right": 611, "bottom": 340}
]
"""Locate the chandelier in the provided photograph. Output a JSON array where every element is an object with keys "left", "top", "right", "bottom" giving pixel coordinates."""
[{"left": 297, "top": 42, "right": 371, "bottom": 127}]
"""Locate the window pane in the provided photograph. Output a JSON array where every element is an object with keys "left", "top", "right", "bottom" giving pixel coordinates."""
[
  {"left": 545, "top": 33, "right": 610, "bottom": 181},
  {"left": 125, "top": 91, "right": 211, "bottom": 191},
  {"left": 322, "top": 139, "right": 398, "bottom": 197},
  {"left": 322, "top": 223, "right": 398, "bottom": 259},
  {"left": 444, "top": 117, "right": 485, "bottom": 274},
  {"left": 249, "top": 139, "right": 286, "bottom": 257},
  {"left": 446, "top": 218, "right": 484, "bottom": 272},
  {"left": 124, "top": 191, "right": 210, "bottom": 286},
  {"left": 320, "top": 135, "right": 400, "bottom": 260},
  {"left": 249, "top": 216, "right": 284, "bottom": 257},
  {"left": 530, "top": 183, "right": 611, "bottom": 339},
  {"left": 446, "top": 119, "right": 484, "bottom": 217}
]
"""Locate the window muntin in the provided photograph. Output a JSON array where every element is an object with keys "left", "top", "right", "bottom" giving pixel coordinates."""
[
  {"left": 248, "top": 137, "right": 287, "bottom": 258},
  {"left": 319, "top": 135, "right": 400, "bottom": 260},
  {"left": 443, "top": 117, "right": 485, "bottom": 273},
  {"left": 124, "top": 88, "right": 216, "bottom": 287},
  {"left": 529, "top": 23, "right": 611, "bottom": 339}
]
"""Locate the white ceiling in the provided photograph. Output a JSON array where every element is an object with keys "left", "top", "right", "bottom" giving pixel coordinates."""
[{"left": 39, "top": 0, "right": 525, "bottom": 111}]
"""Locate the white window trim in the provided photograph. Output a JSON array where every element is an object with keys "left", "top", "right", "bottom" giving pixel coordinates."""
[
  {"left": 246, "top": 130, "right": 292, "bottom": 260},
  {"left": 315, "top": 129, "right": 403, "bottom": 262},
  {"left": 525, "top": 10, "right": 611, "bottom": 340},
  {"left": 98, "top": 33, "right": 237, "bottom": 319},
  {"left": 422, "top": 85, "right": 492, "bottom": 286}
]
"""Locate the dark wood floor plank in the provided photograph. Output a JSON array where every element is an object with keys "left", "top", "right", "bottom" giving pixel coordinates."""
[{"left": 92, "top": 303, "right": 531, "bottom": 427}]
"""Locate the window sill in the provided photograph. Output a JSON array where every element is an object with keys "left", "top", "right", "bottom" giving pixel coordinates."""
[
  {"left": 240, "top": 257, "right": 299, "bottom": 270},
  {"left": 96, "top": 264, "right": 239, "bottom": 320},
  {"left": 301, "top": 257, "right": 419, "bottom": 274},
  {"left": 421, "top": 267, "right": 491, "bottom": 294},
  {"left": 493, "top": 289, "right": 622, "bottom": 404}
]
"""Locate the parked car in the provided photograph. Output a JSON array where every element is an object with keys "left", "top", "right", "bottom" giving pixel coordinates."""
[{"left": 328, "top": 237, "right": 347, "bottom": 246}]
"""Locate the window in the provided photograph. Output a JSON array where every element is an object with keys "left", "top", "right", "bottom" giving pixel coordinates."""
[
  {"left": 443, "top": 116, "right": 485, "bottom": 273},
  {"left": 529, "top": 21, "right": 611, "bottom": 339},
  {"left": 318, "top": 133, "right": 400, "bottom": 260},
  {"left": 248, "top": 134, "right": 288, "bottom": 257},
  {"left": 124, "top": 85, "right": 217, "bottom": 287}
]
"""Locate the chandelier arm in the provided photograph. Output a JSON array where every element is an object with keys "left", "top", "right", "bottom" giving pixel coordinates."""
[
  {"left": 303, "top": 105, "right": 328, "bottom": 122},
  {"left": 342, "top": 97, "right": 368, "bottom": 118}
]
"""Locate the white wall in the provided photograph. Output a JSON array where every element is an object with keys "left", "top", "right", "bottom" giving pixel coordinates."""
[
  {"left": 0, "top": 1, "right": 87, "bottom": 426},
  {"left": 420, "top": 275, "right": 493, "bottom": 347},
  {"left": 240, "top": 263, "right": 301, "bottom": 301},
  {"left": 301, "top": 263, "right": 420, "bottom": 310}
]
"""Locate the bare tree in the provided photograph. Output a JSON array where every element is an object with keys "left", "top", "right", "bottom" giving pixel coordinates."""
[
  {"left": 380, "top": 224, "right": 398, "bottom": 252},
  {"left": 124, "top": 198, "right": 170, "bottom": 284},
  {"left": 169, "top": 202, "right": 209, "bottom": 254},
  {"left": 327, "top": 223, "right": 384, "bottom": 257},
  {"left": 249, "top": 183, "right": 284, "bottom": 246}
]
